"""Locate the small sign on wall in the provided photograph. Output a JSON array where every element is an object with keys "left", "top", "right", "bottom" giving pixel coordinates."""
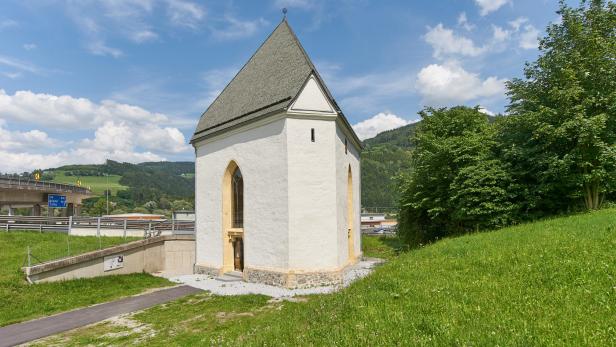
[{"left": 104, "top": 255, "right": 124, "bottom": 271}]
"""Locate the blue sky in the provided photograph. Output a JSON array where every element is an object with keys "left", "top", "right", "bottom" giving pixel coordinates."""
[{"left": 0, "top": 0, "right": 568, "bottom": 172}]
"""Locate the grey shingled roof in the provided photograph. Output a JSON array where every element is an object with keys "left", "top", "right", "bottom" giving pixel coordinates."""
[{"left": 191, "top": 19, "right": 361, "bottom": 147}]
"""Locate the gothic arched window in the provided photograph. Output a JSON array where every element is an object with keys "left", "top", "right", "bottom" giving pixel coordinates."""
[{"left": 231, "top": 167, "right": 243, "bottom": 228}]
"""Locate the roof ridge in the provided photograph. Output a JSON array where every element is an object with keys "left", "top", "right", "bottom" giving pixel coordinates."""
[{"left": 280, "top": 20, "right": 340, "bottom": 112}]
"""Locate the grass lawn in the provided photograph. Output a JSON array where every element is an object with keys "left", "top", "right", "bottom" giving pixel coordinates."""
[
  {"left": 50, "top": 170, "right": 127, "bottom": 196},
  {"left": 36, "top": 209, "right": 616, "bottom": 346},
  {"left": 0, "top": 231, "right": 172, "bottom": 327},
  {"left": 361, "top": 234, "right": 408, "bottom": 260}
]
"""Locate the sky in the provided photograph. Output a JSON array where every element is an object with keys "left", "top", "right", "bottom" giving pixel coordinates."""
[{"left": 0, "top": 0, "right": 569, "bottom": 173}]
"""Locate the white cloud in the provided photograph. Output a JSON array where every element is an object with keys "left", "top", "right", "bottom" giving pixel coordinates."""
[
  {"left": 23, "top": 43, "right": 37, "bottom": 50},
  {"left": 478, "top": 106, "right": 495, "bottom": 116},
  {"left": 87, "top": 40, "right": 123, "bottom": 58},
  {"left": 0, "top": 19, "right": 18, "bottom": 30},
  {"left": 424, "top": 24, "right": 487, "bottom": 58},
  {"left": 0, "top": 55, "right": 40, "bottom": 73},
  {"left": 416, "top": 62, "right": 507, "bottom": 105},
  {"left": 322, "top": 67, "right": 415, "bottom": 114},
  {"left": 0, "top": 90, "right": 192, "bottom": 173},
  {"left": 475, "top": 0, "right": 510, "bottom": 16},
  {"left": 131, "top": 30, "right": 158, "bottom": 43},
  {"left": 492, "top": 25, "right": 510, "bottom": 42},
  {"left": 0, "top": 121, "right": 59, "bottom": 151},
  {"left": 166, "top": 0, "right": 206, "bottom": 29},
  {"left": 211, "top": 16, "right": 269, "bottom": 40},
  {"left": 0, "top": 71, "right": 21, "bottom": 79},
  {"left": 457, "top": 12, "right": 475, "bottom": 31},
  {"left": 352, "top": 112, "right": 413, "bottom": 140},
  {"left": 519, "top": 25, "right": 540, "bottom": 49},
  {"left": 0, "top": 149, "right": 165, "bottom": 174},
  {"left": 0, "top": 89, "right": 170, "bottom": 130},
  {"left": 0, "top": 55, "right": 41, "bottom": 79},
  {"left": 508, "top": 17, "right": 529, "bottom": 31}
]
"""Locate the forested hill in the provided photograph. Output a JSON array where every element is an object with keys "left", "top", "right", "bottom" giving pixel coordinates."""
[
  {"left": 363, "top": 122, "right": 419, "bottom": 149},
  {"left": 359, "top": 115, "right": 499, "bottom": 211},
  {"left": 360, "top": 122, "right": 419, "bottom": 211},
  {"left": 49, "top": 160, "right": 195, "bottom": 203}
]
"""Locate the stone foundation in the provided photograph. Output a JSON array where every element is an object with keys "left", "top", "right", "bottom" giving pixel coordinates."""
[
  {"left": 194, "top": 264, "right": 220, "bottom": 278},
  {"left": 244, "top": 267, "right": 345, "bottom": 289},
  {"left": 195, "top": 255, "right": 363, "bottom": 289},
  {"left": 244, "top": 268, "right": 287, "bottom": 287},
  {"left": 287, "top": 270, "right": 343, "bottom": 289}
]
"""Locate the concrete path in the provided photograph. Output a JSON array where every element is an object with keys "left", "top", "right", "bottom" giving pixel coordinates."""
[{"left": 0, "top": 285, "right": 202, "bottom": 347}]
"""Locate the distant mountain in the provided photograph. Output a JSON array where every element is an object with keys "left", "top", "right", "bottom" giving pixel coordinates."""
[
  {"left": 360, "top": 122, "right": 419, "bottom": 211},
  {"left": 363, "top": 122, "right": 419, "bottom": 149}
]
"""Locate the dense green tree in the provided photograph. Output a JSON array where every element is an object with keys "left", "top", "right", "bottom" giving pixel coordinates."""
[
  {"left": 171, "top": 200, "right": 194, "bottom": 211},
  {"left": 504, "top": 0, "right": 616, "bottom": 210},
  {"left": 398, "top": 107, "right": 514, "bottom": 245},
  {"left": 88, "top": 198, "right": 109, "bottom": 216},
  {"left": 143, "top": 201, "right": 158, "bottom": 213}
]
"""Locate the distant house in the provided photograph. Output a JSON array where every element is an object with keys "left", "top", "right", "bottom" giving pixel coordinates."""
[
  {"left": 361, "top": 213, "right": 397, "bottom": 229},
  {"left": 172, "top": 210, "right": 195, "bottom": 222},
  {"left": 191, "top": 19, "right": 363, "bottom": 288},
  {"left": 361, "top": 213, "right": 387, "bottom": 228},
  {"left": 103, "top": 213, "right": 165, "bottom": 221}
]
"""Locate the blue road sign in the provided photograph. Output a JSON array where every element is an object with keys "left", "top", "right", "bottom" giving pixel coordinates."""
[{"left": 48, "top": 194, "right": 67, "bottom": 208}]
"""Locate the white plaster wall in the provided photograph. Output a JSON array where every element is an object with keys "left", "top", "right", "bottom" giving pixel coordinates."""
[
  {"left": 194, "top": 117, "right": 289, "bottom": 271},
  {"left": 335, "top": 123, "right": 362, "bottom": 267},
  {"left": 289, "top": 76, "right": 335, "bottom": 114},
  {"left": 286, "top": 117, "right": 339, "bottom": 271}
]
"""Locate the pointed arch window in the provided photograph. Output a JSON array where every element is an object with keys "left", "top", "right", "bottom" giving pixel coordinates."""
[{"left": 231, "top": 167, "right": 243, "bottom": 228}]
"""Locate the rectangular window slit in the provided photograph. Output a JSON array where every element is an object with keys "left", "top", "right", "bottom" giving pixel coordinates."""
[
  {"left": 311, "top": 128, "right": 315, "bottom": 142},
  {"left": 345, "top": 138, "right": 348, "bottom": 154}
]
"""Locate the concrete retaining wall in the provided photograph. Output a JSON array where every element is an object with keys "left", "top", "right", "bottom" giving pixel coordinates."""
[{"left": 23, "top": 235, "right": 195, "bottom": 283}]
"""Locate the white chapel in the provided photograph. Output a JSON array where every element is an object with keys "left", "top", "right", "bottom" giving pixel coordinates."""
[{"left": 191, "top": 19, "right": 362, "bottom": 288}]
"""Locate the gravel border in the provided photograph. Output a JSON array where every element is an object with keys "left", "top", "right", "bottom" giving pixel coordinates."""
[{"left": 168, "top": 258, "right": 383, "bottom": 298}]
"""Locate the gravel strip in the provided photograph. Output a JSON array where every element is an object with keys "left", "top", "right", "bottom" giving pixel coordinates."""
[{"left": 168, "top": 259, "right": 383, "bottom": 298}]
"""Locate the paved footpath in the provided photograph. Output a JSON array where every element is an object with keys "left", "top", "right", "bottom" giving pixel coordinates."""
[{"left": 0, "top": 285, "right": 202, "bottom": 347}]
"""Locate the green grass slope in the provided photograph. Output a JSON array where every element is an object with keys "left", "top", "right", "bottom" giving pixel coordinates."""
[
  {"left": 40, "top": 209, "right": 616, "bottom": 346},
  {"left": 0, "top": 231, "right": 172, "bottom": 326},
  {"left": 50, "top": 170, "right": 127, "bottom": 196}
]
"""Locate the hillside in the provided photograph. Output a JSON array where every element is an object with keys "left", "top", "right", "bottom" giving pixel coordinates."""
[
  {"left": 363, "top": 121, "right": 419, "bottom": 149},
  {"left": 360, "top": 122, "right": 418, "bottom": 210},
  {"left": 47, "top": 160, "right": 195, "bottom": 203},
  {"left": 42, "top": 209, "right": 616, "bottom": 345}
]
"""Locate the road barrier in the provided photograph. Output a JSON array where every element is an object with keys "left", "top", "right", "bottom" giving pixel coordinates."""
[
  {"left": 0, "top": 215, "right": 195, "bottom": 236},
  {"left": 0, "top": 176, "right": 91, "bottom": 195}
]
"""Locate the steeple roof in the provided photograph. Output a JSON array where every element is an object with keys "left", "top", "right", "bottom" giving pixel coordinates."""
[{"left": 191, "top": 19, "right": 360, "bottom": 147}]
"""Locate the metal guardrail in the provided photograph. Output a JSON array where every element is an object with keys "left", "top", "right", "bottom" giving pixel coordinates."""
[
  {"left": 0, "top": 177, "right": 91, "bottom": 195},
  {"left": 0, "top": 215, "right": 195, "bottom": 235}
]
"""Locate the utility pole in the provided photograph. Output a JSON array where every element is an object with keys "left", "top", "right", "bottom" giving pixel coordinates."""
[{"left": 105, "top": 173, "right": 109, "bottom": 215}]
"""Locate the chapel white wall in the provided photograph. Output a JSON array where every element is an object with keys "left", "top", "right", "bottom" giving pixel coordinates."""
[
  {"left": 335, "top": 123, "right": 362, "bottom": 267},
  {"left": 194, "top": 118, "right": 289, "bottom": 271},
  {"left": 286, "top": 117, "right": 339, "bottom": 271}
]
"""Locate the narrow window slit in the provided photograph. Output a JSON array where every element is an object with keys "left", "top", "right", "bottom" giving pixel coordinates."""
[{"left": 311, "top": 128, "right": 315, "bottom": 142}]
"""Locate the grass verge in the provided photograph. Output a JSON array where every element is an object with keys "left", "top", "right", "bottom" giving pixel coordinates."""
[
  {"left": 0, "top": 231, "right": 172, "bottom": 326},
  {"left": 36, "top": 209, "right": 616, "bottom": 346}
]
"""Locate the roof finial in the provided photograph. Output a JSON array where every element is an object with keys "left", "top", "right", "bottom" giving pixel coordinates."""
[{"left": 282, "top": 8, "right": 288, "bottom": 19}]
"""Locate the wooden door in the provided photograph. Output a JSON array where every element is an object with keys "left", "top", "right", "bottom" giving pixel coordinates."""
[{"left": 233, "top": 238, "right": 244, "bottom": 271}]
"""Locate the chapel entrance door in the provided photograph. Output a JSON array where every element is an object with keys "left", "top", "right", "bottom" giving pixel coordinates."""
[{"left": 233, "top": 237, "right": 244, "bottom": 271}]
